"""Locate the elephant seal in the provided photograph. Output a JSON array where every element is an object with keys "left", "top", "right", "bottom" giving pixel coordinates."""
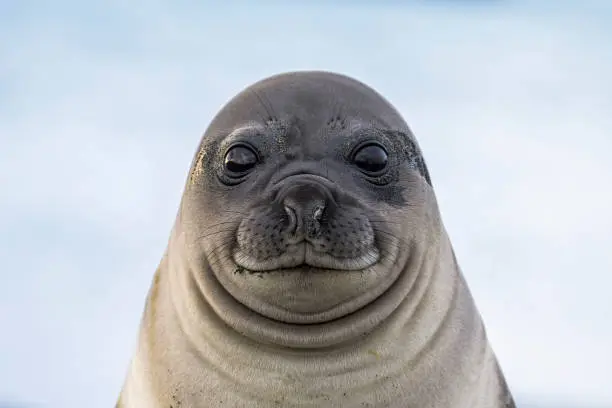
[{"left": 117, "top": 71, "right": 516, "bottom": 407}]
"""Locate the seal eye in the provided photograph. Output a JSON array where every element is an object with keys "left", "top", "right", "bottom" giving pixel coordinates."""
[
  {"left": 353, "top": 143, "right": 388, "bottom": 174},
  {"left": 224, "top": 144, "right": 258, "bottom": 176}
]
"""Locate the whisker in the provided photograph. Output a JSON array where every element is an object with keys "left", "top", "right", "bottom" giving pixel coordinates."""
[
  {"left": 193, "top": 228, "right": 237, "bottom": 243},
  {"left": 218, "top": 210, "right": 249, "bottom": 217}
]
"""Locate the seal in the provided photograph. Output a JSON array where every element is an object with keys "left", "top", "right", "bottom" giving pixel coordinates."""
[{"left": 116, "top": 71, "right": 516, "bottom": 407}]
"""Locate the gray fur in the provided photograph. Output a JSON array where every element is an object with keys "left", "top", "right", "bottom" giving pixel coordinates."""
[{"left": 117, "top": 71, "right": 515, "bottom": 407}]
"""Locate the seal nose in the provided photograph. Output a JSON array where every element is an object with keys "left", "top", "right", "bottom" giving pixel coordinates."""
[{"left": 280, "top": 182, "right": 328, "bottom": 237}]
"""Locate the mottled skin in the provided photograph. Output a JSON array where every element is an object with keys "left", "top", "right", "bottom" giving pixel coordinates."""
[{"left": 117, "top": 71, "right": 516, "bottom": 407}]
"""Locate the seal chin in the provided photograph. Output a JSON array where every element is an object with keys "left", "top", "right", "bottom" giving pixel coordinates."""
[
  {"left": 233, "top": 243, "right": 380, "bottom": 272},
  {"left": 216, "top": 241, "right": 396, "bottom": 325}
]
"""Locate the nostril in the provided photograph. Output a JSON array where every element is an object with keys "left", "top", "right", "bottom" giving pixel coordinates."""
[
  {"left": 279, "top": 181, "right": 330, "bottom": 237},
  {"left": 313, "top": 205, "right": 324, "bottom": 223},
  {"left": 284, "top": 205, "right": 298, "bottom": 234}
]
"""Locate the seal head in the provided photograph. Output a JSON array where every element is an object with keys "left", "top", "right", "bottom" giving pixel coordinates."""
[{"left": 182, "top": 71, "right": 434, "bottom": 335}]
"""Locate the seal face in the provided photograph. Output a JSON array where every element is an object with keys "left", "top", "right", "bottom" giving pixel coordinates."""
[
  {"left": 182, "top": 72, "right": 435, "bottom": 326},
  {"left": 118, "top": 71, "right": 515, "bottom": 408}
]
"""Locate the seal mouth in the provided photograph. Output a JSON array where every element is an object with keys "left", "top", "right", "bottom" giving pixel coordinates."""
[{"left": 233, "top": 242, "right": 379, "bottom": 272}]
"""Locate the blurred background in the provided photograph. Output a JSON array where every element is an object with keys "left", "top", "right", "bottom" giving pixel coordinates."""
[{"left": 1, "top": 1, "right": 611, "bottom": 407}]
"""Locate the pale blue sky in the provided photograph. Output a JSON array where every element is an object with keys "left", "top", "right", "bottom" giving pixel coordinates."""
[{"left": 1, "top": 1, "right": 611, "bottom": 407}]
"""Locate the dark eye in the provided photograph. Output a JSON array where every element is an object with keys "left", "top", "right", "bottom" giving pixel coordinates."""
[
  {"left": 353, "top": 143, "right": 388, "bottom": 174},
  {"left": 224, "top": 144, "right": 258, "bottom": 176}
]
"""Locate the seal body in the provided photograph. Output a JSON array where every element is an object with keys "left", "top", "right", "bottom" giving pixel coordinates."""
[{"left": 117, "top": 71, "right": 515, "bottom": 408}]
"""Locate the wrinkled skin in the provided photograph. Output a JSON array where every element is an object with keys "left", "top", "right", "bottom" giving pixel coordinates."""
[{"left": 117, "top": 71, "right": 516, "bottom": 407}]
